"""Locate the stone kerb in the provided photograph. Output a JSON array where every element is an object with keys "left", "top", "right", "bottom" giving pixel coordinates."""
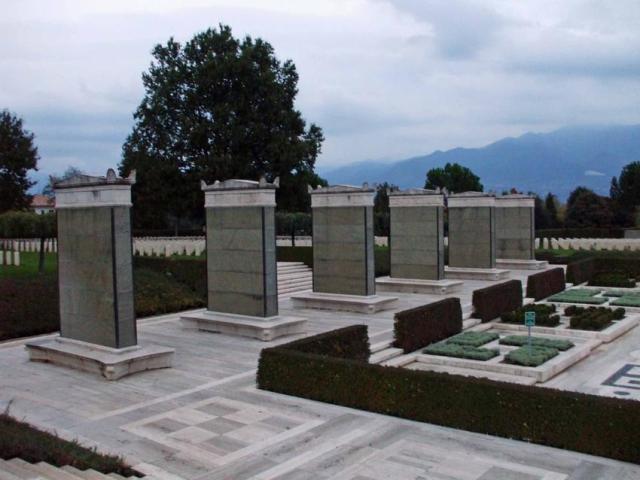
[{"left": 26, "top": 168, "right": 174, "bottom": 380}]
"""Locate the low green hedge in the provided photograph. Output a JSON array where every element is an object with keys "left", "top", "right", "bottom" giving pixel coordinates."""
[
  {"left": 472, "top": 280, "right": 523, "bottom": 322},
  {"left": 446, "top": 331, "right": 499, "bottom": 347},
  {"left": 567, "top": 307, "right": 621, "bottom": 330},
  {"left": 0, "top": 274, "right": 59, "bottom": 341},
  {"left": 499, "top": 335, "right": 574, "bottom": 351},
  {"left": 504, "top": 346, "right": 558, "bottom": 367},
  {"left": 393, "top": 298, "right": 462, "bottom": 353},
  {"left": 566, "top": 257, "right": 597, "bottom": 285},
  {"left": 134, "top": 269, "right": 205, "bottom": 317},
  {"left": 588, "top": 272, "right": 636, "bottom": 288},
  {"left": 526, "top": 268, "right": 565, "bottom": 300},
  {"left": 423, "top": 342, "right": 499, "bottom": 361},
  {"left": 0, "top": 413, "right": 137, "bottom": 476},
  {"left": 134, "top": 256, "right": 206, "bottom": 299},
  {"left": 257, "top": 325, "right": 640, "bottom": 464},
  {"left": 500, "top": 304, "right": 560, "bottom": 327}
]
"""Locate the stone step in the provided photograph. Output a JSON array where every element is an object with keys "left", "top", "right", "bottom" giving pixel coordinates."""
[
  {"left": 34, "top": 463, "right": 85, "bottom": 480},
  {"left": 369, "top": 347, "right": 403, "bottom": 364},
  {"left": 277, "top": 266, "right": 310, "bottom": 274},
  {"left": 107, "top": 474, "right": 127, "bottom": 480},
  {"left": 462, "top": 318, "right": 482, "bottom": 330},
  {"left": 0, "top": 459, "right": 40, "bottom": 480},
  {"left": 277, "top": 262, "right": 306, "bottom": 267},
  {"left": 0, "top": 462, "right": 22, "bottom": 480},
  {"left": 277, "top": 263, "right": 309, "bottom": 271},
  {"left": 370, "top": 340, "right": 393, "bottom": 354},
  {"left": 5, "top": 459, "right": 48, "bottom": 480},
  {"left": 277, "top": 273, "right": 313, "bottom": 284},
  {"left": 279, "top": 285, "right": 312, "bottom": 293},
  {"left": 60, "top": 467, "right": 109, "bottom": 480},
  {"left": 279, "top": 279, "right": 313, "bottom": 289}
]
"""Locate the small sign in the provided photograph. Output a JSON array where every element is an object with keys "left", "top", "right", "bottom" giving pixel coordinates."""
[{"left": 524, "top": 311, "right": 536, "bottom": 327}]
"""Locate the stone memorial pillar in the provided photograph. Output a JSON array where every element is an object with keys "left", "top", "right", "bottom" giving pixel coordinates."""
[
  {"left": 376, "top": 189, "right": 462, "bottom": 294},
  {"left": 26, "top": 169, "right": 174, "bottom": 380},
  {"left": 495, "top": 194, "right": 548, "bottom": 270},
  {"left": 445, "top": 192, "right": 509, "bottom": 280},
  {"left": 181, "top": 178, "right": 305, "bottom": 340},
  {"left": 291, "top": 185, "right": 397, "bottom": 313}
]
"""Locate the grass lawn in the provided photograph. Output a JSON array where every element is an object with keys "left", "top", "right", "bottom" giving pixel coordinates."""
[
  {"left": 0, "top": 252, "right": 57, "bottom": 279},
  {"left": 0, "top": 411, "right": 137, "bottom": 476}
]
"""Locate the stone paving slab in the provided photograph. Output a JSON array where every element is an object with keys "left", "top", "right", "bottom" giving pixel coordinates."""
[{"left": 1, "top": 267, "right": 640, "bottom": 479}]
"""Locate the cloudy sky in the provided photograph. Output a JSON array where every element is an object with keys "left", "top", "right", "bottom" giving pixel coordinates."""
[{"left": 2, "top": 0, "right": 640, "bottom": 189}]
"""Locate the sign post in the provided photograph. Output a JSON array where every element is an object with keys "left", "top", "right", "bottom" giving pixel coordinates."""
[{"left": 524, "top": 311, "right": 536, "bottom": 356}]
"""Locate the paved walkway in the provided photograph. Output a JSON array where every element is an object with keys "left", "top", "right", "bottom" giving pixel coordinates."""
[{"left": 1, "top": 269, "right": 639, "bottom": 479}]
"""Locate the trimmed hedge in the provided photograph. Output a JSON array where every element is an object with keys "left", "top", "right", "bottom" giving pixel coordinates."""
[
  {"left": 257, "top": 325, "right": 640, "bottom": 464},
  {"left": 500, "top": 304, "right": 560, "bottom": 327},
  {"left": 504, "top": 346, "right": 558, "bottom": 367},
  {"left": 588, "top": 272, "right": 635, "bottom": 288},
  {"left": 271, "top": 325, "right": 370, "bottom": 361},
  {"left": 423, "top": 342, "right": 498, "bottom": 361},
  {"left": 0, "top": 274, "right": 59, "bottom": 341},
  {"left": 566, "top": 257, "right": 597, "bottom": 285},
  {"left": 499, "top": 335, "right": 574, "bottom": 351},
  {"left": 0, "top": 413, "right": 137, "bottom": 476},
  {"left": 526, "top": 268, "right": 566, "bottom": 300},
  {"left": 393, "top": 298, "right": 462, "bottom": 353},
  {"left": 133, "top": 256, "right": 206, "bottom": 299},
  {"left": 446, "top": 331, "right": 498, "bottom": 347},
  {"left": 472, "top": 280, "right": 523, "bottom": 322}
]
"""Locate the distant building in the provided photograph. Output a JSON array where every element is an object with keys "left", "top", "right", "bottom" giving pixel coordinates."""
[{"left": 31, "top": 195, "right": 55, "bottom": 214}]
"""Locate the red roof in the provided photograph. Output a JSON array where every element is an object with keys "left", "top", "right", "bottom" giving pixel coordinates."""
[{"left": 31, "top": 195, "right": 55, "bottom": 208}]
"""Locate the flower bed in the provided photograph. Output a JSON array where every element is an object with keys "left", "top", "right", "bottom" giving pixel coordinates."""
[
  {"left": 423, "top": 342, "right": 499, "bottom": 361},
  {"left": 504, "top": 346, "right": 559, "bottom": 367},
  {"left": 499, "top": 335, "right": 574, "bottom": 351},
  {"left": 446, "top": 331, "right": 499, "bottom": 347},
  {"left": 548, "top": 290, "right": 607, "bottom": 305},
  {"left": 610, "top": 296, "right": 640, "bottom": 307},
  {"left": 501, "top": 304, "right": 560, "bottom": 327}
]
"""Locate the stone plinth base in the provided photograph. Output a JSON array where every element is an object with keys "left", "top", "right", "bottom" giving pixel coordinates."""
[
  {"left": 25, "top": 336, "right": 174, "bottom": 381},
  {"left": 376, "top": 276, "right": 463, "bottom": 295},
  {"left": 180, "top": 310, "right": 306, "bottom": 341},
  {"left": 496, "top": 259, "right": 549, "bottom": 270},
  {"left": 291, "top": 292, "right": 398, "bottom": 313},
  {"left": 445, "top": 266, "right": 510, "bottom": 281}
]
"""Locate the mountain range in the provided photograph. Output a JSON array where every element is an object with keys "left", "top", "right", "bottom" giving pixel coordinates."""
[{"left": 320, "top": 125, "right": 640, "bottom": 200}]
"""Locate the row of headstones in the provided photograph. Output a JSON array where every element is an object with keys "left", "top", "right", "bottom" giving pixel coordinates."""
[
  {"left": 1, "top": 238, "right": 57, "bottom": 252},
  {"left": 0, "top": 251, "right": 20, "bottom": 265}
]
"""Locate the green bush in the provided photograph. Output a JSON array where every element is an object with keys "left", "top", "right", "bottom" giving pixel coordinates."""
[
  {"left": 504, "top": 346, "right": 559, "bottom": 367},
  {"left": 0, "top": 274, "right": 59, "bottom": 341},
  {"left": 423, "top": 342, "right": 499, "bottom": 361},
  {"left": 0, "top": 211, "right": 56, "bottom": 238},
  {"left": 133, "top": 256, "right": 206, "bottom": 300},
  {"left": 393, "top": 298, "right": 462, "bottom": 353},
  {"left": 564, "top": 306, "right": 625, "bottom": 322},
  {"left": 499, "top": 335, "right": 574, "bottom": 351},
  {"left": 258, "top": 324, "right": 640, "bottom": 464},
  {"left": 569, "top": 307, "right": 615, "bottom": 331},
  {"left": 273, "top": 325, "right": 370, "bottom": 361},
  {"left": 446, "top": 331, "right": 499, "bottom": 347},
  {"left": 134, "top": 269, "right": 205, "bottom": 317},
  {"left": 500, "top": 304, "right": 560, "bottom": 327},
  {"left": 472, "top": 280, "right": 523, "bottom": 322},
  {"left": 588, "top": 272, "right": 635, "bottom": 288},
  {"left": 613, "top": 307, "right": 626, "bottom": 320},
  {"left": 0, "top": 413, "right": 137, "bottom": 476},
  {"left": 526, "top": 268, "right": 565, "bottom": 300}
]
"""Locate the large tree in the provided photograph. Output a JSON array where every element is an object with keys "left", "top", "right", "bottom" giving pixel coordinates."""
[
  {"left": 120, "top": 24, "right": 324, "bottom": 230},
  {"left": 564, "top": 187, "right": 614, "bottom": 228},
  {"left": 0, "top": 110, "right": 39, "bottom": 213},
  {"left": 611, "top": 161, "right": 640, "bottom": 226},
  {"left": 544, "top": 193, "right": 560, "bottom": 228},
  {"left": 424, "top": 162, "right": 483, "bottom": 193}
]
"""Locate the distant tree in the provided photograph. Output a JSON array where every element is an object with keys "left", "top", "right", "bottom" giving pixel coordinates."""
[
  {"left": 374, "top": 182, "right": 398, "bottom": 214},
  {"left": 120, "top": 24, "right": 324, "bottom": 230},
  {"left": 544, "top": 193, "right": 560, "bottom": 228},
  {"left": 611, "top": 161, "right": 640, "bottom": 226},
  {"left": 42, "top": 166, "right": 85, "bottom": 198},
  {"left": 533, "top": 194, "right": 551, "bottom": 230},
  {"left": 424, "top": 163, "right": 483, "bottom": 193},
  {"left": 0, "top": 110, "right": 39, "bottom": 213},
  {"left": 564, "top": 187, "right": 614, "bottom": 228}
]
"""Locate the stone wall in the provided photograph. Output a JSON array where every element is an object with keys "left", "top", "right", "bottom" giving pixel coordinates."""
[
  {"left": 206, "top": 206, "right": 277, "bottom": 317},
  {"left": 495, "top": 206, "right": 534, "bottom": 260},
  {"left": 448, "top": 206, "right": 496, "bottom": 269},
  {"left": 57, "top": 206, "right": 136, "bottom": 348},
  {"left": 390, "top": 206, "right": 444, "bottom": 280},
  {"left": 312, "top": 206, "right": 375, "bottom": 296}
]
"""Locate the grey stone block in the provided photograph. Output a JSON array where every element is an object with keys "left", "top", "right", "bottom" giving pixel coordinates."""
[{"left": 449, "top": 206, "right": 496, "bottom": 269}]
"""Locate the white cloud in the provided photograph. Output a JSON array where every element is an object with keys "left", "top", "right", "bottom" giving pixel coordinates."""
[{"left": 584, "top": 170, "right": 605, "bottom": 176}]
